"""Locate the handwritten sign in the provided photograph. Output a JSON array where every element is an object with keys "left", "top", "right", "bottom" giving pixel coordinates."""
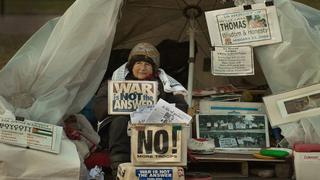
[{"left": 108, "top": 80, "right": 158, "bottom": 114}]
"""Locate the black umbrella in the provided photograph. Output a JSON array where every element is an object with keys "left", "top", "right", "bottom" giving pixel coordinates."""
[{"left": 112, "top": 0, "right": 235, "bottom": 106}]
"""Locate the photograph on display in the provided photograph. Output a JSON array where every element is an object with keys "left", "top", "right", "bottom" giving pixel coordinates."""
[
  {"left": 263, "top": 83, "right": 320, "bottom": 127},
  {"left": 278, "top": 91, "right": 320, "bottom": 117},
  {"left": 196, "top": 114, "right": 269, "bottom": 149}
]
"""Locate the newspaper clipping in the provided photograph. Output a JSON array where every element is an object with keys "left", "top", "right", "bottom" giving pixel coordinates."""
[
  {"left": 205, "top": 3, "right": 282, "bottom": 47},
  {"left": 0, "top": 116, "right": 62, "bottom": 154},
  {"left": 131, "top": 124, "right": 182, "bottom": 163},
  {"left": 144, "top": 99, "right": 192, "bottom": 124},
  {"left": 211, "top": 46, "right": 254, "bottom": 76},
  {"left": 108, "top": 80, "right": 158, "bottom": 114}
]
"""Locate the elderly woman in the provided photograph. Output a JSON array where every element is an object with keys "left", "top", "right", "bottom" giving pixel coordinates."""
[{"left": 93, "top": 42, "right": 188, "bottom": 178}]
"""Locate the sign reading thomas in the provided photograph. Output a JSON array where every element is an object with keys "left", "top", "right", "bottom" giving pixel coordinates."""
[
  {"left": 131, "top": 124, "right": 182, "bottom": 163},
  {"left": 205, "top": 2, "right": 282, "bottom": 47},
  {"left": 108, "top": 80, "right": 158, "bottom": 114}
]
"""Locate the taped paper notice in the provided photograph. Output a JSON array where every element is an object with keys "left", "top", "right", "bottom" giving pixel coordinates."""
[{"left": 211, "top": 46, "right": 254, "bottom": 76}]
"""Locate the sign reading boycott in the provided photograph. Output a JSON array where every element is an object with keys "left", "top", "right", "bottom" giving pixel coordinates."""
[
  {"left": 108, "top": 80, "right": 158, "bottom": 114},
  {"left": 131, "top": 124, "right": 182, "bottom": 163}
]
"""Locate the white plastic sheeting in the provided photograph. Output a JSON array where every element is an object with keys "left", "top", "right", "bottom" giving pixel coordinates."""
[
  {"left": 255, "top": 0, "right": 320, "bottom": 145},
  {"left": 0, "top": 0, "right": 123, "bottom": 125}
]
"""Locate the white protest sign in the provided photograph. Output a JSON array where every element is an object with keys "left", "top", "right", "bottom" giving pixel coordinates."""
[
  {"left": 205, "top": 2, "right": 282, "bottom": 47},
  {"left": 131, "top": 124, "right": 182, "bottom": 163},
  {"left": 0, "top": 116, "right": 62, "bottom": 154},
  {"left": 117, "top": 163, "right": 185, "bottom": 180},
  {"left": 108, "top": 80, "right": 158, "bottom": 114},
  {"left": 211, "top": 46, "right": 254, "bottom": 76}
]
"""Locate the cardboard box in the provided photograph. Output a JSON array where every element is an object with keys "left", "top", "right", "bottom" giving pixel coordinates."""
[
  {"left": 117, "top": 163, "right": 185, "bottom": 180},
  {"left": 130, "top": 124, "right": 189, "bottom": 166},
  {"left": 294, "top": 144, "right": 320, "bottom": 180}
]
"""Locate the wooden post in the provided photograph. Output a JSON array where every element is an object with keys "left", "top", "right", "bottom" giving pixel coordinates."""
[{"left": 241, "top": 161, "right": 249, "bottom": 177}]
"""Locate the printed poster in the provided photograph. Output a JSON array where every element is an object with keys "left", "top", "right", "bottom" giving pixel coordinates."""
[
  {"left": 196, "top": 114, "right": 270, "bottom": 150},
  {"left": 117, "top": 163, "right": 185, "bottom": 180},
  {"left": 131, "top": 124, "right": 182, "bottom": 163},
  {"left": 211, "top": 46, "right": 254, "bottom": 76},
  {"left": 205, "top": 2, "right": 282, "bottom": 47},
  {"left": 0, "top": 116, "right": 62, "bottom": 154},
  {"left": 108, "top": 80, "right": 158, "bottom": 114}
]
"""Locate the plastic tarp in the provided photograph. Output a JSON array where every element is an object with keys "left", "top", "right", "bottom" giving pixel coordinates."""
[
  {"left": 254, "top": 0, "right": 320, "bottom": 145},
  {"left": 0, "top": 138, "right": 82, "bottom": 180},
  {"left": 0, "top": 0, "right": 123, "bottom": 125}
]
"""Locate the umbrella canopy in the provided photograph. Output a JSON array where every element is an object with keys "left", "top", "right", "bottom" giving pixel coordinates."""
[{"left": 112, "top": 0, "right": 236, "bottom": 105}]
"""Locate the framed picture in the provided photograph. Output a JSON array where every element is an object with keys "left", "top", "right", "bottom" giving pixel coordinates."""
[
  {"left": 196, "top": 114, "right": 269, "bottom": 152},
  {"left": 263, "top": 83, "right": 320, "bottom": 127}
]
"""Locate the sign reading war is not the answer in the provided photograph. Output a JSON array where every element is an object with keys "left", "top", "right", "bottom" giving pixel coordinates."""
[
  {"left": 131, "top": 125, "right": 182, "bottom": 163},
  {"left": 211, "top": 46, "right": 254, "bottom": 76},
  {"left": 205, "top": 2, "right": 282, "bottom": 47},
  {"left": 108, "top": 80, "right": 158, "bottom": 114},
  {"left": 136, "top": 169, "right": 173, "bottom": 179}
]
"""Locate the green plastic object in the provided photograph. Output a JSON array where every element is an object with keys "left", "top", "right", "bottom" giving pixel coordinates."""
[{"left": 260, "top": 149, "right": 289, "bottom": 158}]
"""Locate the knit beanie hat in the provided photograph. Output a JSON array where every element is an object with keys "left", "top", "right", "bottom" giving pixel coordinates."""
[{"left": 128, "top": 42, "right": 160, "bottom": 68}]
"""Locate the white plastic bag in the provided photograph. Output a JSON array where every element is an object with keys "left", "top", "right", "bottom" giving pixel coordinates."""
[
  {"left": 254, "top": 0, "right": 320, "bottom": 145},
  {"left": 255, "top": 0, "right": 320, "bottom": 93},
  {"left": 0, "top": 0, "right": 123, "bottom": 124}
]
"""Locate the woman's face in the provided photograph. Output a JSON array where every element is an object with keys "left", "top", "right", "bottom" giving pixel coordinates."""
[{"left": 132, "top": 61, "right": 153, "bottom": 80}]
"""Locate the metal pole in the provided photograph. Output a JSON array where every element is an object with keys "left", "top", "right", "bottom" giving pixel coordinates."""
[{"left": 187, "top": 18, "right": 195, "bottom": 107}]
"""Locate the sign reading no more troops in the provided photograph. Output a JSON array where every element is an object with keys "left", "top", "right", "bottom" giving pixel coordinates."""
[
  {"left": 108, "top": 80, "right": 158, "bottom": 114},
  {"left": 205, "top": 2, "right": 282, "bottom": 47},
  {"left": 131, "top": 124, "right": 182, "bottom": 163}
]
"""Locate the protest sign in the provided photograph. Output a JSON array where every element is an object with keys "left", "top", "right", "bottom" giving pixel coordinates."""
[
  {"left": 211, "top": 46, "right": 254, "bottom": 76},
  {"left": 0, "top": 116, "right": 62, "bottom": 154},
  {"left": 205, "top": 2, "right": 282, "bottom": 47},
  {"left": 131, "top": 124, "right": 182, "bottom": 163},
  {"left": 108, "top": 80, "right": 158, "bottom": 114},
  {"left": 117, "top": 163, "right": 185, "bottom": 180}
]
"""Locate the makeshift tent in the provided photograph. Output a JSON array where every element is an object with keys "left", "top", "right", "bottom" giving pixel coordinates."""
[
  {"left": 0, "top": 0, "right": 123, "bottom": 125},
  {"left": 0, "top": 0, "right": 319, "bottom": 158},
  {"left": 110, "top": 0, "right": 269, "bottom": 106}
]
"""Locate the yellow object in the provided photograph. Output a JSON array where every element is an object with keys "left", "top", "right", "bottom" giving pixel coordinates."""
[{"left": 253, "top": 153, "right": 277, "bottom": 160}]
